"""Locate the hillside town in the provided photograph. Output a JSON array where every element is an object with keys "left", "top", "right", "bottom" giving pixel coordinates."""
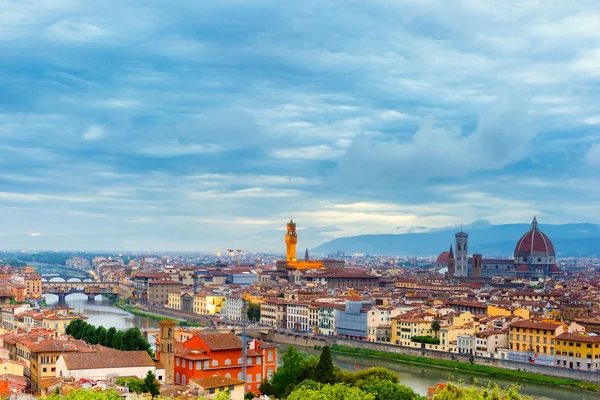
[{"left": 0, "top": 218, "right": 600, "bottom": 398}]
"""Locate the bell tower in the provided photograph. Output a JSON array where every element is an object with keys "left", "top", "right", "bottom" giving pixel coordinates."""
[
  {"left": 285, "top": 218, "right": 297, "bottom": 262},
  {"left": 159, "top": 319, "right": 176, "bottom": 384}
]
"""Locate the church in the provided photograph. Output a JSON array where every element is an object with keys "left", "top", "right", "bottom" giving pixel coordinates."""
[
  {"left": 439, "top": 216, "right": 562, "bottom": 280},
  {"left": 275, "top": 219, "right": 344, "bottom": 280}
]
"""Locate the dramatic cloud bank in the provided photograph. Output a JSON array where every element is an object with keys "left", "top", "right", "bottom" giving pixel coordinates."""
[{"left": 1, "top": 0, "right": 600, "bottom": 251}]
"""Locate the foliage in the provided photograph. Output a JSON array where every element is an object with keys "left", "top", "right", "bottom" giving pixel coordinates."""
[
  {"left": 45, "top": 389, "right": 123, "bottom": 400},
  {"left": 2, "top": 259, "right": 27, "bottom": 267},
  {"left": 115, "top": 377, "right": 146, "bottom": 393},
  {"left": 313, "top": 346, "right": 335, "bottom": 384},
  {"left": 287, "top": 382, "right": 374, "bottom": 400},
  {"left": 336, "top": 367, "right": 398, "bottom": 388},
  {"left": 66, "top": 320, "right": 151, "bottom": 355},
  {"left": 144, "top": 370, "right": 160, "bottom": 397},
  {"left": 247, "top": 302, "right": 261, "bottom": 322},
  {"left": 330, "top": 345, "right": 600, "bottom": 392},
  {"left": 277, "top": 292, "right": 285, "bottom": 298},
  {"left": 431, "top": 320, "right": 441, "bottom": 337},
  {"left": 432, "top": 382, "right": 532, "bottom": 400},
  {"left": 264, "top": 346, "right": 318, "bottom": 398},
  {"left": 411, "top": 335, "right": 440, "bottom": 345},
  {"left": 244, "top": 392, "right": 255, "bottom": 400},
  {"left": 362, "top": 379, "right": 421, "bottom": 400}
]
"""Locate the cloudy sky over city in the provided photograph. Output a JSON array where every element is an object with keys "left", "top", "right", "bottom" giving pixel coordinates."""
[{"left": 2, "top": 0, "right": 600, "bottom": 251}]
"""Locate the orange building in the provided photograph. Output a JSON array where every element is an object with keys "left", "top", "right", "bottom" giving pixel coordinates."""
[
  {"left": 248, "top": 338, "right": 278, "bottom": 381},
  {"left": 11, "top": 284, "right": 27, "bottom": 303},
  {"left": 24, "top": 274, "right": 42, "bottom": 299},
  {"left": 158, "top": 332, "right": 275, "bottom": 394}
]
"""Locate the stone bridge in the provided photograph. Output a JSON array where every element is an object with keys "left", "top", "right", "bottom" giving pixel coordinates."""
[{"left": 42, "top": 281, "right": 118, "bottom": 301}]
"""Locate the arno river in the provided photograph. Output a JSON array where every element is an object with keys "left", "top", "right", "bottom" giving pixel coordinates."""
[{"left": 45, "top": 294, "right": 597, "bottom": 400}]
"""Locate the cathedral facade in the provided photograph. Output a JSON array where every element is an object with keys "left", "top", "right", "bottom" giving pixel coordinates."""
[{"left": 439, "top": 216, "right": 562, "bottom": 280}]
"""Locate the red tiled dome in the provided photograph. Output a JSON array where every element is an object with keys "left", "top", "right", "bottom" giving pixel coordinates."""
[
  {"left": 548, "top": 264, "right": 562, "bottom": 273},
  {"left": 514, "top": 216, "right": 555, "bottom": 256},
  {"left": 436, "top": 252, "right": 449, "bottom": 264},
  {"left": 516, "top": 264, "right": 530, "bottom": 273}
]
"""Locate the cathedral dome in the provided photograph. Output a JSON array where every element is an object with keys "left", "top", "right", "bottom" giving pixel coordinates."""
[
  {"left": 514, "top": 216, "right": 555, "bottom": 265},
  {"left": 436, "top": 252, "right": 449, "bottom": 264},
  {"left": 548, "top": 264, "right": 562, "bottom": 273}
]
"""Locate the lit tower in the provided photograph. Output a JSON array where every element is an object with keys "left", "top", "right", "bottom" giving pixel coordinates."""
[
  {"left": 455, "top": 227, "right": 468, "bottom": 277},
  {"left": 285, "top": 218, "right": 297, "bottom": 262},
  {"left": 158, "top": 319, "right": 176, "bottom": 384}
]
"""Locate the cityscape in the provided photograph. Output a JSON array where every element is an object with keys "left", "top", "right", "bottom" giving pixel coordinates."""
[{"left": 3, "top": 1, "right": 600, "bottom": 400}]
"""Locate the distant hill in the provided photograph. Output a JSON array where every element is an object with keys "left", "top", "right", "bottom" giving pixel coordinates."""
[{"left": 311, "top": 222, "right": 600, "bottom": 257}]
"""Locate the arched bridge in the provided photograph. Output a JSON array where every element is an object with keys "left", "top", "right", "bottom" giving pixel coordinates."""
[{"left": 42, "top": 282, "right": 118, "bottom": 301}]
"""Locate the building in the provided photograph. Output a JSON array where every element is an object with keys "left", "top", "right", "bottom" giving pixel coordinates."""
[
  {"left": 455, "top": 230, "right": 468, "bottom": 278},
  {"left": 190, "top": 376, "right": 246, "bottom": 400},
  {"left": 55, "top": 346, "right": 159, "bottom": 380},
  {"left": 248, "top": 338, "right": 278, "bottom": 381},
  {"left": 260, "top": 298, "right": 287, "bottom": 328},
  {"left": 224, "top": 296, "right": 244, "bottom": 322},
  {"left": 317, "top": 303, "right": 340, "bottom": 336},
  {"left": 555, "top": 332, "right": 600, "bottom": 371},
  {"left": 165, "top": 333, "right": 267, "bottom": 394},
  {"left": 507, "top": 320, "right": 563, "bottom": 365},
  {"left": 24, "top": 275, "right": 42, "bottom": 300},
  {"left": 132, "top": 272, "right": 171, "bottom": 302},
  {"left": 276, "top": 219, "right": 345, "bottom": 280},
  {"left": 335, "top": 301, "right": 368, "bottom": 340},
  {"left": 158, "top": 320, "right": 176, "bottom": 384},
  {"left": 148, "top": 280, "right": 182, "bottom": 307}
]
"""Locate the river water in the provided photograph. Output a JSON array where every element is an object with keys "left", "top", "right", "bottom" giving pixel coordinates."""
[{"left": 45, "top": 294, "right": 597, "bottom": 400}]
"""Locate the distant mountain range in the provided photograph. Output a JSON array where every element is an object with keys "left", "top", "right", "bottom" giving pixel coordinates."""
[{"left": 312, "top": 221, "right": 600, "bottom": 257}]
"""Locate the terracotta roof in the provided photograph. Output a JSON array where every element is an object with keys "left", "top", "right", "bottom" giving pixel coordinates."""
[
  {"left": 61, "top": 347, "right": 155, "bottom": 370},
  {"left": 515, "top": 217, "right": 555, "bottom": 255},
  {"left": 196, "top": 333, "right": 242, "bottom": 351},
  {"left": 509, "top": 320, "right": 562, "bottom": 331},
  {"left": 192, "top": 376, "right": 244, "bottom": 389},
  {"left": 436, "top": 252, "right": 449, "bottom": 264},
  {"left": 557, "top": 333, "right": 600, "bottom": 342}
]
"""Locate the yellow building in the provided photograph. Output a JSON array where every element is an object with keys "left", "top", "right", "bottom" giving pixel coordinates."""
[
  {"left": 508, "top": 320, "right": 563, "bottom": 365},
  {"left": 194, "top": 293, "right": 207, "bottom": 315},
  {"left": 487, "top": 305, "right": 530, "bottom": 320},
  {"left": 0, "top": 359, "right": 25, "bottom": 377},
  {"left": 556, "top": 332, "right": 600, "bottom": 371},
  {"left": 24, "top": 274, "right": 42, "bottom": 299},
  {"left": 391, "top": 316, "right": 434, "bottom": 345},
  {"left": 168, "top": 293, "right": 181, "bottom": 310},
  {"left": 40, "top": 309, "right": 87, "bottom": 333}
]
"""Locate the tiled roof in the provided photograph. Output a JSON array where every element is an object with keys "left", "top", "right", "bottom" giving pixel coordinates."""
[
  {"left": 62, "top": 347, "right": 155, "bottom": 370},
  {"left": 192, "top": 376, "right": 244, "bottom": 389},
  {"left": 196, "top": 333, "right": 241, "bottom": 351}
]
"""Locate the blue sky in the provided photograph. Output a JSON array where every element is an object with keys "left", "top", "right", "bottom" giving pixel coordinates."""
[{"left": 1, "top": 0, "right": 600, "bottom": 252}]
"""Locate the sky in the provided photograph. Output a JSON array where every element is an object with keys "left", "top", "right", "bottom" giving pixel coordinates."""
[{"left": 1, "top": 0, "right": 600, "bottom": 252}]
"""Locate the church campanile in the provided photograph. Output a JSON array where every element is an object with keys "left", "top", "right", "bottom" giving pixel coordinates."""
[{"left": 159, "top": 319, "right": 176, "bottom": 384}]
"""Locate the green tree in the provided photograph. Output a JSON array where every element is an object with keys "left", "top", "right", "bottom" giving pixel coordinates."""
[
  {"left": 121, "top": 328, "right": 137, "bottom": 351},
  {"left": 431, "top": 320, "right": 441, "bottom": 338},
  {"left": 112, "top": 330, "right": 124, "bottom": 350},
  {"left": 105, "top": 327, "right": 117, "bottom": 348},
  {"left": 337, "top": 367, "right": 398, "bottom": 388},
  {"left": 115, "top": 377, "right": 145, "bottom": 393},
  {"left": 362, "top": 380, "right": 420, "bottom": 400},
  {"left": 84, "top": 324, "right": 97, "bottom": 344},
  {"left": 96, "top": 326, "right": 107, "bottom": 346},
  {"left": 432, "top": 382, "right": 531, "bottom": 400},
  {"left": 143, "top": 370, "right": 160, "bottom": 397},
  {"left": 287, "top": 383, "right": 374, "bottom": 400},
  {"left": 247, "top": 302, "right": 261, "bottom": 322},
  {"left": 269, "top": 346, "right": 311, "bottom": 398},
  {"left": 313, "top": 346, "right": 335, "bottom": 384}
]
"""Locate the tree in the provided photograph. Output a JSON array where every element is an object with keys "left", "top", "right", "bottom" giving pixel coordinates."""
[
  {"left": 46, "top": 389, "right": 123, "bottom": 400},
  {"left": 112, "top": 330, "right": 124, "bottom": 350},
  {"left": 432, "top": 382, "right": 531, "bottom": 400},
  {"left": 431, "top": 320, "right": 441, "bottom": 338},
  {"left": 247, "top": 302, "right": 261, "bottom": 322},
  {"left": 362, "top": 380, "right": 420, "bottom": 400},
  {"left": 143, "top": 370, "right": 160, "bottom": 397},
  {"left": 269, "top": 346, "right": 313, "bottom": 398},
  {"left": 313, "top": 346, "right": 335, "bottom": 384},
  {"left": 105, "top": 327, "right": 117, "bottom": 348},
  {"left": 96, "top": 326, "right": 107, "bottom": 346},
  {"left": 337, "top": 367, "right": 398, "bottom": 388},
  {"left": 115, "top": 377, "right": 145, "bottom": 393},
  {"left": 122, "top": 328, "right": 137, "bottom": 351},
  {"left": 287, "top": 383, "right": 374, "bottom": 400},
  {"left": 84, "top": 324, "right": 97, "bottom": 344}
]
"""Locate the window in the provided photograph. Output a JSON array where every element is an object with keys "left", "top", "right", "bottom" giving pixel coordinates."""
[
  {"left": 176, "top": 358, "right": 180, "bottom": 366},
  {"left": 176, "top": 373, "right": 180, "bottom": 384},
  {"left": 212, "top": 360, "right": 218, "bottom": 366},
  {"left": 196, "top": 361, "right": 202, "bottom": 370},
  {"left": 204, "top": 361, "right": 209, "bottom": 369},
  {"left": 225, "top": 373, "right": 231, "bottom": 378},
  {"left": 43, "top": 368, "right": 47, "bottom": 373},
  {"left": 189, "top": 361, "right": 193, "bottom": 370},
  {"left": 225, "top": 359, "right": 231, "bottom": 365},
  {"left": 256, "top": 373, "right": 261, "bottom": 382},
  {"left": 182, "top": 359, "right": 186, "bottom": 368},
  {"left": 238, "top": 372, "right": 244, "bottom": 380},
  {"left": 247, "top": 374, "right": 252, "bottom": 382}
]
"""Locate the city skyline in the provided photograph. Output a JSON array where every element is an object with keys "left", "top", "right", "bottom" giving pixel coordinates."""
[{"left": 2, "top": 1, "right": 600, "bottom": 251}]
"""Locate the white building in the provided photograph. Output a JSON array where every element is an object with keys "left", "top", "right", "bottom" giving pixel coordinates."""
[
  {"left": 457, "top": 334, "right": 476, "bottom": 355},
  {"left": 56, "top": 347, "right": 162, "bottom": 381},
  {"left": 224, "top": 296, "right": 244, "bottom": 322},
  {"left": 317, "top": 304, "right": 339, "bottom": 336},
  {"left": 287, "top": 302, "right": 311, "bottom": 332}
]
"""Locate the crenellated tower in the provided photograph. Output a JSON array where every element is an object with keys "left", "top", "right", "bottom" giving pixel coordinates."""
[{"left": 285, "top": 218, "right": 298, "bottom": 262}]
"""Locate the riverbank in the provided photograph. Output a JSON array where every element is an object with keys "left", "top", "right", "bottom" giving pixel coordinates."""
[
  {"left": 330, "top": 345, "right": 600, "bottom": 393},
  {"left": 114, "top": 298, "right": 179, "bottom": 323}
]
